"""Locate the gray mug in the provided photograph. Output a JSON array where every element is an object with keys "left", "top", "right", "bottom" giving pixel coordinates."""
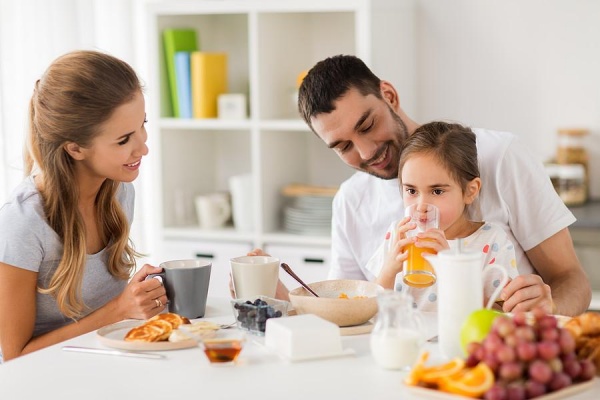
[{"left": 148, "top": 259, "right": 212, "bottom": 319}]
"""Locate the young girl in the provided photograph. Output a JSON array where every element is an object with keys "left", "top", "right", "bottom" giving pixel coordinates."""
[
  {"left": 0, "top": 50, "right": 166, "bottom": 362},
  {"left": 366, "top": 121, "right": 519, "bottom": 311}
]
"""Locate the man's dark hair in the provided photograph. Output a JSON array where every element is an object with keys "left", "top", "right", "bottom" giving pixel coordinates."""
[{"left": 298, "top": 55, "right": 381, "bottom": 132}]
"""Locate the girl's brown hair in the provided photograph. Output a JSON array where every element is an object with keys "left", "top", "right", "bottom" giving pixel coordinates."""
[
  {"left": 27, "top": 50, "right": 142, "bottom": 318},
  {"left": 398, "top": 121, "right": 480, "bottom": 191}
]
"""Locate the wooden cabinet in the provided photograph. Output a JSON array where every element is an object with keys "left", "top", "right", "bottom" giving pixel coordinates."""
[
  {"left": 264, "top": 243, "right": 331, "bottom": 290},
  {"left": 132, "top": 0, "right": 415, "bottom": 277}
]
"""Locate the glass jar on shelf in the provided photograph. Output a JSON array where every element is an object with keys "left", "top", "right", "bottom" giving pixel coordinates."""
[
  {"left": 556, "top": 128, "right": 589, "bottom": 165},
  {"left": 557, "top": 164, "right": 586, "bottom": 206},
  {"left": 544, "top": 163, "right": 561, "bottom": 195},
  {"left": 556, "top": 128, "right": 589, "bottom": 198}
]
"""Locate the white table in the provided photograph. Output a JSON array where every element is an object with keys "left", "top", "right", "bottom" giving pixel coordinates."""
[{"left": 0, "top": 298, "right": 597, "bottom": 400}]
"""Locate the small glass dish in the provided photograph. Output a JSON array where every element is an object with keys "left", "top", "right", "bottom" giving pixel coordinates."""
[
  {"left": 231, "top": 296, "right": 289, "bottom": 336},
  {"left": 201, "top": 330, "right": 246, "bottom": 365}
]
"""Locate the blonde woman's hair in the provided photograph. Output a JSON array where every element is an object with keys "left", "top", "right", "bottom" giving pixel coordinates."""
[{"left": 26, "top": 50, "right": 142, "bottom": 319}]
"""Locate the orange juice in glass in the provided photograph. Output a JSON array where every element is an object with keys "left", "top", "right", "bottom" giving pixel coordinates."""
[{"left": 402, "top": 204, "right": 439, "bottom": 288}]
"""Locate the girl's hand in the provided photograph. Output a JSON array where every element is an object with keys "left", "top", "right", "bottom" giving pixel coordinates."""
[
  {"left": 377, "top": 217, "right": 415, "bottom": 289},
  {"left": 414, "top": 228, "right": 450, "bottom": 253},
  {"left": 116, "top": 264, "right": 167, "bottom": 320}
]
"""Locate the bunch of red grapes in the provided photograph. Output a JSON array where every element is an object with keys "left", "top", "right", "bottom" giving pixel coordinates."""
[{"left": 465, "top": 309, "right": 596, "bottom": 400}]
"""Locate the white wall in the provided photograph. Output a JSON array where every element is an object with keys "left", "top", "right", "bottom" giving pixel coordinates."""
[
  {"left": 413, "top": 0, "right": 600, "bottom": 198},
  {"left": 1, "top": 0, "right": 598, "bottom": 242},
  {"left": 0, "top": 0, "right": 151, "bottom": 259}
]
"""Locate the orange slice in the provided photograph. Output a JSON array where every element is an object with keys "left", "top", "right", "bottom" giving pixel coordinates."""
[
  {"left": 438, "top": 362, "right": 494, "bottom": 398},
  {"left": 404, "top": 351, "right": 430, "bottom": 386},
  {"left": 419, "top": 358, "right": 466, "bottom": 384}
]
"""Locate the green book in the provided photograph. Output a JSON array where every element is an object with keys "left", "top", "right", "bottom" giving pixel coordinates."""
[{"left": 162, "top": 29, "right": 198, "bottom": 117}]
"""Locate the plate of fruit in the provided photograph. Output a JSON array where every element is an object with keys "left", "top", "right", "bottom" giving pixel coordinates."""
[{"left": 404, "top": 310, "right": 598, "bottom": 399}]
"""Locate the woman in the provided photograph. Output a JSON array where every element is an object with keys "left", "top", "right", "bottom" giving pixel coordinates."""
[{"left": 0, "top": 50, "right": 166, "bottom": 362}]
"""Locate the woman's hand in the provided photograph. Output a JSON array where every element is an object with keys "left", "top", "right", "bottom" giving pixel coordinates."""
[
  {"left": 499, "top": 274, "right": 554, "bottom": 314},
  {"left": 115, "top": 264, "right": 167, "bottom": 320}
]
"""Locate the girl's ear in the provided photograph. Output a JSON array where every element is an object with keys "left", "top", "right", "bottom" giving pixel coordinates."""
[
  {"left": 464, "top": 177, "right": 481, "bottom": 205},
  {"left": 63, "top": 142, "right": 85, "bottom": 161}
]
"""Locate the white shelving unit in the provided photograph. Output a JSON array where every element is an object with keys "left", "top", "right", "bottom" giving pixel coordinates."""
[{"left": 132, "top": 0, "right": 415, "bottom": 296}]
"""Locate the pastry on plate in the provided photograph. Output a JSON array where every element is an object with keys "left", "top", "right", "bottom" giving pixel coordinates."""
[
  {"left": 564, "top": 311, "right": 600, "bottom": 373},
  {"left": 149, "top": 312, "right": 191, "bottom": 329},
  {"left": 124, "top": 312, "right": 190, "bottom": 343}
]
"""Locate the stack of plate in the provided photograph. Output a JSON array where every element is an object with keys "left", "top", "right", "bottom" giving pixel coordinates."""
[{"left": 283, "top": 196, "right": 333, "bottom": 235}]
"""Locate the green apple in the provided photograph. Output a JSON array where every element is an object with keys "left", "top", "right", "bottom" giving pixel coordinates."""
[{"left": 460, "top": 309, "right": 501, "bottom": 354}]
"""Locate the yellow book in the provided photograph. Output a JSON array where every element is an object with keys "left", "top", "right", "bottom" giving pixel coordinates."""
[{"left": 190, "top": 52, "right": 228, "bottom": 118}]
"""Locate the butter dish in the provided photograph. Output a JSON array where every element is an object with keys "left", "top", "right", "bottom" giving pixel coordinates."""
[{"left": 265, "top": 314, "right": 354, "bottom": 362}]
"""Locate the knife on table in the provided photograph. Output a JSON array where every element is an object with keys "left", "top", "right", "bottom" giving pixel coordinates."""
[{"left": 62, "top": 345, "right": 165, "bottom": 360}]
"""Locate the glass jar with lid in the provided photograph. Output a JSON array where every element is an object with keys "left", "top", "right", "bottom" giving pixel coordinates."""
[
  {"left": 544, "top": 163, "right": 561, "bottom": 195},
  {"left": 556, "top": 128, "right": 589, "bottom": 165},
  {"left": 556, "top": 128, "right": 589, "bottom": 201},
  {"left": 557, "top": 164, "right": 586, "bottom": 206}
]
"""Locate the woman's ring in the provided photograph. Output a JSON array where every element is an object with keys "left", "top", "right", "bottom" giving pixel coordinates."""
[{"left": 155, "top": 298, "right": 162, "bottom": 308}]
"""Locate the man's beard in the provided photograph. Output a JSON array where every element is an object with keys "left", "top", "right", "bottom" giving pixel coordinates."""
[{"left": 358, "top": 107, "right": 409, "bottom": 180}]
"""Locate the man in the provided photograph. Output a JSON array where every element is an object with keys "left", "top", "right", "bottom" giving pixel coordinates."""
[{"left": 297, "top": 54, "right": 590, "bottom": 316}]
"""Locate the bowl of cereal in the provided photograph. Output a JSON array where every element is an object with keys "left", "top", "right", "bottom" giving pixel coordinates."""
[{"left": 288, "top": 280, "right": 383, "bottom": 327}]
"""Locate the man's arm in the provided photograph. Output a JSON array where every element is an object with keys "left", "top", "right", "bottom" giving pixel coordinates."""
[
  {"left": 501, "top": 228, "right": 591, "bottom": 316},
  {"left": 527, "top": 228, "right": 591, "bottom": 316}
]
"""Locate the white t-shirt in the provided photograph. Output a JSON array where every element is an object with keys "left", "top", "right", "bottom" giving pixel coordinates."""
[
  {"left": 365, "top": 221, "right": 519, "bottom": 311},
  {"left": 328, "top": 128, "right": 575, "bottom": 281}
]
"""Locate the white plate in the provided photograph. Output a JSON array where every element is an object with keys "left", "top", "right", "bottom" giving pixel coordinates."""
[
  {"left": 405, "top": 377, "right": 596, "bottom": 400},
  {"left": 96, "top": 320, "right": 198, "bottom": 351},
  {"left": 340, "top": 320, "right": 374, "bottom": 336},
  {"left": 504, "top": 312, "right": 571, "bottom": 327}
]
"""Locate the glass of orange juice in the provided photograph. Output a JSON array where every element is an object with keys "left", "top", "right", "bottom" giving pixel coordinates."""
[{"left": 403, "top": 203, "right": 439, "bottom": 288}]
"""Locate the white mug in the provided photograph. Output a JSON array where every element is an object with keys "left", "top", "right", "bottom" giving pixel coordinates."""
[
  {"left": 426, "top": 249, "right": 509, "bottom": 359},
  {"left": 194, "top": 193, "right": 231, "bottom": 229},
  {"left": 230, "top": 256, "right": 279, "bottom": 299}
]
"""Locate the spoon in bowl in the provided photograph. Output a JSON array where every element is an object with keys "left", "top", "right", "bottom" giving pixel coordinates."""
[{"left": 280, "top": 263, "right": 319, "bottom": 297}]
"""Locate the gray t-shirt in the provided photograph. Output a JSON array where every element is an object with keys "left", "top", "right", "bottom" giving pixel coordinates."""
[{"left": 0, "top": 177, "right": 134, "bottom": 338}]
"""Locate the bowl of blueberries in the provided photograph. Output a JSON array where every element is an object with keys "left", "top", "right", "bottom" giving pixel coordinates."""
[{"left": 231, "top": 296, "right": 290, "bottom": 336}]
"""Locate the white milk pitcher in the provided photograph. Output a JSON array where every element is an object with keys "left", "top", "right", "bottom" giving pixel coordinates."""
[{"left": 426, "top": 249, "right": 508, "bottom": 359}]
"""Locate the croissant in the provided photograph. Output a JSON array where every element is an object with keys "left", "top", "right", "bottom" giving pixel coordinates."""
[
  {"left": 564, "top": 311, "right": 600, "bottom": 373},
  {"left": 149, "top": 312, "right": 191, "bottom": 329},
  {"left": 564, "top": 311, "right": 600, "bottom": 338},
  {"left": 124, "top": 321, "right": 168, "bottom": 342},
  {"left": 124, "top": 312, "right": 191, "bottom": 342}
]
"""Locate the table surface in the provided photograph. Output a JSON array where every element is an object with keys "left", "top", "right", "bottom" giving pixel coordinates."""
[{"left": 0, "top": 298, "right": 597, "bottom": 400}]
